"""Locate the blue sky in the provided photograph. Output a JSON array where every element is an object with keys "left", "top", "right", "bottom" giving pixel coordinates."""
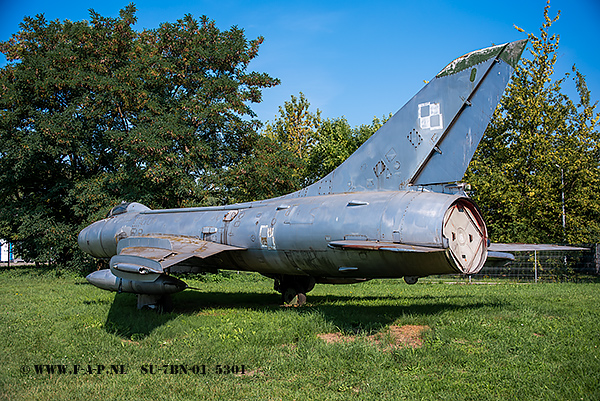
[{"left": 1, "top": 0, "right": 598, "bottom": 127}]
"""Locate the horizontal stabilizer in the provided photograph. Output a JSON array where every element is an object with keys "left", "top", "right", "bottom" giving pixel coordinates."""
[
  {"left": 328, "top": 240, "right": 445, "bottom": 253},
  {"left": 484, "top": 251, "right": 515, "bottom": 268},
  {"left": 488, "top": 243, "right": 590, "bottom": 252},
  {"left": 487, "top": 251, "right": 515, "bottom": 261}
]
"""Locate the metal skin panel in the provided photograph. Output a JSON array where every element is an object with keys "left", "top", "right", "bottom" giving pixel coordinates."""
[
  {"left": 77, "top": 202, "right": 151, "bottom": 258},
  {"left": 117, "top": 236, "right": 173, "bottom": 254},
  {"left": 80, "top": 191, "right": 486, "bottom": 279},
  {"left": 78, "top": 40, "right": 529, "bottom": 305}
]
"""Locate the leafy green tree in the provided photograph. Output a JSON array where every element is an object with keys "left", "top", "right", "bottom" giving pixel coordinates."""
[
  {"left": 305, "top": 114, "right": 390, "bottom": 183},
  {"left": 261, "top": 92, "right": 321, "bottom": 186},
  {"left": 465, "top": 3, "right": 600, "bottom": 243},
  {"left": 248, "top": 92, "right": 389, "bottom": 196},
  {"left": 0, "top": 5, "right": 279, "bottom": 266},
  {"left": 222, "top": 134, "right": 303, "bottom": 202},
  {"left": 223, "top": 92, "right": 320, "bottom": 202},
  {"left": 264, "top": 92, "right": 321, "bottom": 159}
]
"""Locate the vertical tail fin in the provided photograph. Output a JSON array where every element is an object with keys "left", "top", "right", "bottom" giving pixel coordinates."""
[{"left": 284, "top": 39, "right": 527, "bottom": 198}]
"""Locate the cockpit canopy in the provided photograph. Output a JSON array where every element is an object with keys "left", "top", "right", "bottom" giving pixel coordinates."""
[{"left": 106, "top": 202, "right": 150, "bottom": 218}]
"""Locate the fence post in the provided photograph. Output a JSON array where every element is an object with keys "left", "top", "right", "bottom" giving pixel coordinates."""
[
  {"left": 595, "top": 244, "right": 599, "bottom": 275},
  {"left": 534, "top": 250, "right": 538, "bottom": 283}
]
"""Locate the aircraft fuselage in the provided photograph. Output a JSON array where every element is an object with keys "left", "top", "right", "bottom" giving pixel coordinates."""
[{"left": 79, "top": 190, "right": 487, "bottom": 282}]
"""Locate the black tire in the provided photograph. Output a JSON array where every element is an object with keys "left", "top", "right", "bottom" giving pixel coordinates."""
[{"left": 281, "top": 285, "right": 307, "bottom": 307}]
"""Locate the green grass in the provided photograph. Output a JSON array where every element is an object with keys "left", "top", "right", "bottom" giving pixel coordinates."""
[{"left": 1, "top": 267, "right": 599, "bottom": 400}]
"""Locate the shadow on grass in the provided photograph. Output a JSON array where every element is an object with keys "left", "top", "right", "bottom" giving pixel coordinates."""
[
  {"left": 103, "top": 290, "right": 281, "bottom": 339},
  {"left": 104, "top": 288, "right": 501, "bottom": 339},
  {"left": 302, "top": 292, "right": 500, "bottom": 334}
]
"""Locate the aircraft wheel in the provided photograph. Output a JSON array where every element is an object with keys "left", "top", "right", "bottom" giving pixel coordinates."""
[
  {"left": 157, "top": 295, "right": 174, "bottom": 313},
  {"left": 296, "top": 292, "right": 307, "bottom": 306},
  {"left": 404, "top": 276, "right": 419, "bottom": 285},
  {"left": 277, "top": 275, "right": 314, "bottom": 306},
  {"left": 282, "top": 286, "right": 307, "bottom": 307},
  {"left": 137, "top": 294, "right": 174, "bottom": 313}
]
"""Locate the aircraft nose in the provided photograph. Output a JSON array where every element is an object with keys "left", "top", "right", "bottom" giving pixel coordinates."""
[
  {"left": 78, "top": 226, "right": 89, "bottom": 254},
  {"left": 78, "top": 220, "right": 110, "bottom": 258}
]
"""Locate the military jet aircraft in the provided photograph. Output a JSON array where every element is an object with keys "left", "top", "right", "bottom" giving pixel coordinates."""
[{"left": 79, "top": 39, "right": 532, "bottom": 309}]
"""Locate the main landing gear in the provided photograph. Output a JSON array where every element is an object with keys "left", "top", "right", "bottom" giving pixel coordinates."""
[
  {"left": 274, "top": 275, "right": 316, "bottom": 307},
  {"left": 136, "top": 294, "right": 174, "bottom": 313}
]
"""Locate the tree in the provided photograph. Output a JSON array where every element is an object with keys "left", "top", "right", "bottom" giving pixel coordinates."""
[
  {"left": 243, "top": 92, "right": 389, "bottom": 197},
  {"left": 222, "top": 134, "right": 303, "bottom": 203},
  {"left": 464, "top": 2, "right": 600, "bottom": 244},
  {"left": 264, "top": 92, "right": 321, "bottom": 159},
  {"left": 305, "top": 114, "right": 390, "bottom": 183},
  {"left": 261, "top": 92, "right": 321, "bottom": 186},
  {"left": 0, "top": 5, "right": 279, "bottom": 266}
]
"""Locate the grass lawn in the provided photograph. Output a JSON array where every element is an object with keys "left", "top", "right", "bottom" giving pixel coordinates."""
[{"left": 1, "top": 267, "right": 599, "bottom": 400}]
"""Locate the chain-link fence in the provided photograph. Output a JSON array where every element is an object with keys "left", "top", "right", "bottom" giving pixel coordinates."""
[{"left": 444, "top": 244, "right": 600, "bottom": 283}]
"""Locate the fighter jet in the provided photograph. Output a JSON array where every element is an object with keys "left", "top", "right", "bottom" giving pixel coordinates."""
[{"left": 79, "top": 39, "right": 530, "bottom": 309}]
